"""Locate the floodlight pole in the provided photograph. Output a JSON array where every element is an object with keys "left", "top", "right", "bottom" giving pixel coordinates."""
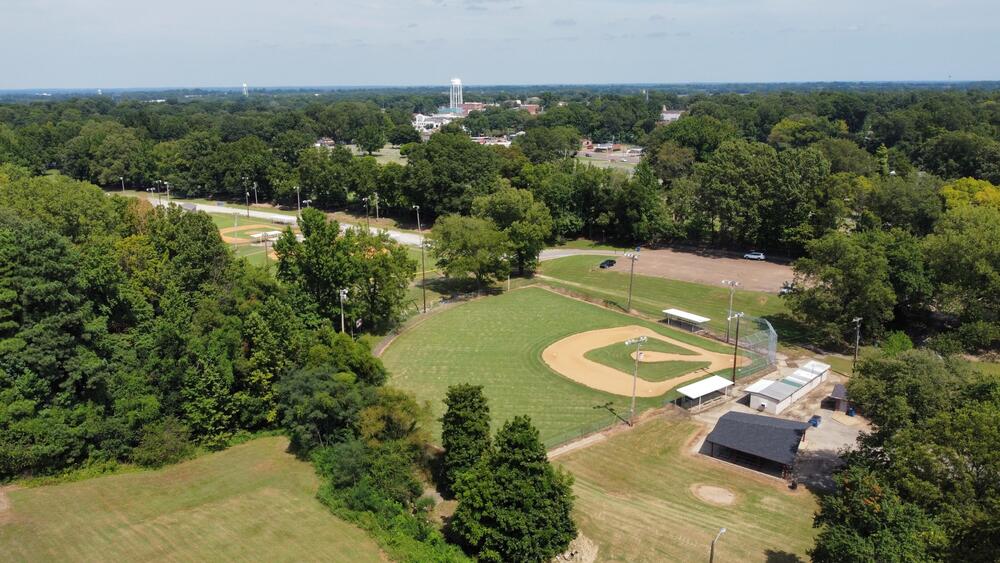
[
  {"left": 119, "top": 176, "right": 125, "bottom": 193},
  {"left": 729, "top": 313, "right": 744, "bottom": 384},
  {"left": 295, "top": 185, "right": 301, "bottom": 219},
  {"left": 625, "top": 336, "right": 647, "bottom": 425},
  {"left": 722, "top": 280, "right": 740, "bottom": 343},
  {"left": 339, "top": 289, "right": 348, "bottom": 333},
  {"left": 253, "top": 181, "right": 258, "bottom": 205},
  {"left": 413, "top": 205, "right": 427, "bottom": 314},
  {"left": 373, "top": 191, "right": 379, "bottom": 220},
  {"left": 852, "top": 317, "right": 863, "bottom": 371},
  {"left": 710, "top": 528, "right": 727, "bottom": 563},
  {"left": 625, "top": 247, "right": 640, "bottom": 311},
  {"left": 245, "top": 191, "right": 251, "bottom": 217}
]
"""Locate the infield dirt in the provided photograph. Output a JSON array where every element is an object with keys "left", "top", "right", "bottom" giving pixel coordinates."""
[{"left": 542, "top": 325, "right": 750, "bottom": 397}]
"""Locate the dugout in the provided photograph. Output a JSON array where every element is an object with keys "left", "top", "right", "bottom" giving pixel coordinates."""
[
  {"left": 661, "top": 308, "right": 710, "bottom": 332},
  {"left": 705, "top": 412, "right": 809, "bottom": 478},
  {"left": 674, "top": 375, "right": 734, "bottom": 410}
]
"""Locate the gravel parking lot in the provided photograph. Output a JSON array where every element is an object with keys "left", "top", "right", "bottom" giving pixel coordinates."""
[{"left": 608, "top": 247, "right": 794, "bottom": 293}]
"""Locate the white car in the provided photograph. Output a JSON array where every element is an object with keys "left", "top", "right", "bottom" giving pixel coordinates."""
[{"left": 743, "top": 251, "right": 766, "bottom": 261}]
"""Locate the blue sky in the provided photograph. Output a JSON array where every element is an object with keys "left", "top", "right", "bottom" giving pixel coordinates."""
[{"left": 3, "top": 0, "right": 998, "bottom": 89}]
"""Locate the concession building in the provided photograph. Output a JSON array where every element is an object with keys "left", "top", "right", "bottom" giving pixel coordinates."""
[{"left": 705, "top": 411, "right": 809, "bottom": 478}]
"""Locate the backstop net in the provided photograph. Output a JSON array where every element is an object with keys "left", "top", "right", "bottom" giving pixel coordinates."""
[{"left": 736, "top": 315, "right": 778, "bottom": 379}]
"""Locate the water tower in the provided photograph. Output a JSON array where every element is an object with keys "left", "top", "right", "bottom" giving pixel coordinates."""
[{"left": 449, "top": 78, "right": 463, "bottom": 109}]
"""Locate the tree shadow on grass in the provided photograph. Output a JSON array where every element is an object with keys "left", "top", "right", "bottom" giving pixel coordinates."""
[
  {"left": 424, "top": 276, "right": 502, "bottom": 299},
  {"left": 764, "top": 550, "right": 805, "bottom": 563}
]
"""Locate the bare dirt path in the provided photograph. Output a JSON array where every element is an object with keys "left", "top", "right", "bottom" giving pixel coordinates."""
[{"left": 542, "top": 325, "right": 750, "bottom": 397}]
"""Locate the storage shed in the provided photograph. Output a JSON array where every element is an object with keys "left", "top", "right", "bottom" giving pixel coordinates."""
[
  {"left": 705, "top": 411, "right": 809, "bottom": 478},
  {"left": 746, "top": 361, "right": 830, "bottom": 414}
]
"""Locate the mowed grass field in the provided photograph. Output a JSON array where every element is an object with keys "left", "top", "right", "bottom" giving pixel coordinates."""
[
  {"left": 0, "top": 437, "right": 384, "bottom": 562},
  {"left": 382, "top": 287, "right": 738, "bottom": 447},
  {"left": 539, "top": 255, "right": 797, "bottom": 338},
  {"left": 584, "top": 342, "right": 710, "bottom": 383},
  {"left": 558, "top": 417, "right": 817, "bottom": 562}
]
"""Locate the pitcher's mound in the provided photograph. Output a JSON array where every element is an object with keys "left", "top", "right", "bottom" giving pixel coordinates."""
[{"left": 691, "top": 484, "right": 736, "bottom": 506}]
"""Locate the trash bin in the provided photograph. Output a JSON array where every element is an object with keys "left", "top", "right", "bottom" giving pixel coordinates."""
[{"left": 847, "top": 407, "right": 856, "bottom": 417}]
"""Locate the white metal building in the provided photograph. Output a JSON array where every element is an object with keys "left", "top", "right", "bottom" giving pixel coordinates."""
[
  {"left": 745, "top": 360, "right": 830, "bottom": 414},
  {"left": 662, "top": 308, "right": 710, "bottom": 332},
  {"left": 674, "top": 375, "right": 734, "bottom": 410}
]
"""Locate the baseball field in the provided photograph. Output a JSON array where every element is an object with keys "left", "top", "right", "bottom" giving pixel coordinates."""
[{"left": 381, "top": 287, "right": 754, "bottom": 447}]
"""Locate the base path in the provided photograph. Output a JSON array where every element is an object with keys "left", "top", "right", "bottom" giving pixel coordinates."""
[
  {"left": 218, "top": 224, "right": 278, "bottom": 244},
  {"left": 542, "top": 325, "right": 750, "bottom": 397}
]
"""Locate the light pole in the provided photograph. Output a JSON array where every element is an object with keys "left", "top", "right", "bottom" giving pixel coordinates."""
[
  {"left": 295, "top": 186, "right": 301, "bottom": 218},
  {"left": 339, "top": 288, "right": 349, "bottom": 333},
  {"left": 624, "top": 247, "right": 640, "bottom": 311},
  {"left": 362, "top": 197, "right": 371, "bottom": 229},
  {"left": 624, "top": 335, "right": 647, "bottom": 425},
  {"left": 373, "top": 191, "right": 380, "bottom": 220},
  {"left": 722, "top": 280, "right": 740, "bottom": 343},
  {"left": 728, "top": 312, "right": 744, "bottom": 384},
  {"left": 119, "top": 176, "right": 125, "bottom": 193},
  {"left": 252, "top": 181, "right": 258, "bottom": 205},
  {"left": 413, "top": 205, "right": 427, "bottom": 314},
  {"left": 245, "top": 191, "right": 251, "bottom": 217},
  {"left": 852, "top": 317, "right": 863, "bottom": 371},
  {"left": 709, "top": 528, "right": 727, "bottom": 563},
  {"left": 164, "top": 182, "right": 170, "bottom": 204}
]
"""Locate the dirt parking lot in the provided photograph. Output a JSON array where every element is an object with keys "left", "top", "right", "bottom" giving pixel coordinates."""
[{"left": 608, "top": 248, "right": 794, "bottom": 293}]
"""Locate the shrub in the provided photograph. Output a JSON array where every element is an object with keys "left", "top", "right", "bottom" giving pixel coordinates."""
[
  {"left": 881, "top": 331, "right": 914, "bottom": 356},
  {"left": 131, "top": 417, "right": 193, "bottom": 468}
]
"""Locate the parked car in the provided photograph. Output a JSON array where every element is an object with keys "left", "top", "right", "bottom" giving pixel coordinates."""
[
  {"left": 599, "top": 259, "right": 616, "bottom": 269},
  {"left": 743, "top": 251, "right": 766, "bottom": 261}
]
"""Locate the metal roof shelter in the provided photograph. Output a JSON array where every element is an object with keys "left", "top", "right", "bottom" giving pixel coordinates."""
[
  {"left": 743, "top": 379, "right": 774, "bottom": 394},
  {"left": 678, "top": 376, "right": 733, "bottom": 400},
  {"left": 662, "top": 308, "right": 710, "bottom": 331},
  {"left": 705, "top": 412, "right": 809, "bottom": 469}
]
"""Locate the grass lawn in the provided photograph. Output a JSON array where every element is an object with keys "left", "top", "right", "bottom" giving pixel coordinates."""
[
  {"left": 382, "top": 287, "right": 739, "bottom": 447},
  {"left": 0, "top": 437, "right": 384, "bottom": 562},
  {"left": 584, "top": 342, "right": 710, "bottom": 383},
  {"left": 538, "top": 255, "right": 802, "bottom": 341},
  {"left": 552, "top": 238, "right": 630, "bottom": 251},
  {"left": 558, "top": 417, "right": 818, "bottom": 562},
  {"left": 574, "top": 154, "right": 637, "bottom": 173},
  {"left": 345, "top": 144, "right": 408, "bottom": 165}
]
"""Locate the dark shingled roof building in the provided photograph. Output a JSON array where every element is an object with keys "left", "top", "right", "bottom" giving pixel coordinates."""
[{"left": 705, "top": 412, "right": 809, "bottom": 478}]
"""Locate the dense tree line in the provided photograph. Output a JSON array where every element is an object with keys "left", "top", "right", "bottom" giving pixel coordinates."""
[{"left": 811, "top": 349, "right": 1000, "bottom": 562}]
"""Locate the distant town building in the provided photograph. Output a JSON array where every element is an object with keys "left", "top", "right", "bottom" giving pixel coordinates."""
[
  {"left": 519, "top": 104, "right": 541, "bottom": 115},
  {"left": 659, "top": 106, "right": 684, "bottom": 123},
  {"left": 313, "top": 137, "right": 336, "bottom": 149}
]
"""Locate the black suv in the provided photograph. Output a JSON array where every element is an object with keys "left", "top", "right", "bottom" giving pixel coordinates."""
[{"left": 599, "top": 259, "right": 616, "bottom": 269}]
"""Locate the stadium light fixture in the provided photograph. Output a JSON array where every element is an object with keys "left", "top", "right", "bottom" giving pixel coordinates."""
[
  {"left": 852, "top": 317, "right": 863, "bottom": 370},
  {"left": 413, "top": 205, "right": 427, "bottom": 314},
  {"left": 721, "top": 280, "right": 741, "bottom": 343},
  {"left": 624, "top": 335, "right": 647, "bottom": 425},
  {"left": 728, "top": 312, "right": 744, "bottom": 383},
  {"left": 710, "top": 528, "right": 727, "bottom": 563},
  {"left": 624, "top": 247, "right": 640, "bottom": 311}
]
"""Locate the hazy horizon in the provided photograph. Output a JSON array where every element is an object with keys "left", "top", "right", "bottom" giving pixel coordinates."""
[{"left": 4, "top": 0, "right": 999, "bottom": 90}]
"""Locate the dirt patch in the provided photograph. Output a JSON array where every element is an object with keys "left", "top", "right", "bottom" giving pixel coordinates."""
[
  {"left": 541, "top": 325, "right": 750, "bottom": 397},
  {"left": 218, "top": 224, "right": 278, "bottom": 244},
  {"left": 690, "top": 483, "right": 736, "bottom": 506},
  {"left": 607, "top": 247, "right": 793, "bottom": 293},
  {"left": 554, "top": 533, "right": 598, "bottom": 563}
]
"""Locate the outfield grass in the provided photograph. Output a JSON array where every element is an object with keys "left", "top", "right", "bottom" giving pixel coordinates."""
[
  {"left": 584, "top": 342, "right": 710, "bottom": 383},
  {"left": 552, "top": 238, "right": 630, "bottom": 251},
  {"left": 558, "top": 417, "right": 817, "bottom": 562},
  {"left": 382, "top": 287, "right": 740, "bottom": 447},
  {"left": 0, "top": 437, "right": 384, "bottom": 562},
  {"left": 539, "top": 255, "right": 801, "bottom": 340}
]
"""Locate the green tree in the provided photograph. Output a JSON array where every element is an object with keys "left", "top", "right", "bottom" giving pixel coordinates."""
[
  {"left": 344, "top": 227, "right": 417, "bottom": 331},
  {"left": 388, "top": 123, "right": 421, "bottom": 146},
  {"left": 647, "top": 139, "right": 695, "bottom": 185},
  {"left": 923, "top": 205, "right": 1000, "bottom": 324},
  {"left": 787, "top": 232, "right": 896, "bottom": 346},
  {"left": 403, "top": 127, "right": 502, "bottom": 216},
  {"left": 356, "top": 124, "right": 387, "bottom": 155},
  {"left": 513, "top": 126, "right": 580, "bottom": 164},
  {"left": 472, "top": 187, "right": 553, "bottom": 275},
  {"left": 810, "top": 466, "right": 947, "bottom": 563},
  {"left": 614, "top": 162, "right": 676, "bottom": 244},
  {"left": 441, "top": 384, "right": 491, "bottom": 493},
  {"left": 429, "top": 215, "right": 511, "bottom": 287},
  {"left": 940, "top": 177, "right": 1000, "bottom": 210},
  {"left": 451, "top": 416, "right": 576, "bottom": 563}
]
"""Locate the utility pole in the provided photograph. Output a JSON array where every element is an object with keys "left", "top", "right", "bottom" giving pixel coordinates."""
[
  {"left": 710, "top": 528, "right": 727, "bottom": 563},
  {"left": 252, "top": 181, "right": 258, "bottom": 205},
  {"left": 245, "top": 191, "right": 251, "bottom": 217},
  {"left": 722, "top": 280, "right": 740, "bottom": 343},
  {"left": 624, "top": 336, "right": 647, "bottom": 425},
  {"left": 729, "top": 312, "right": 744, "bottom": 383},
  {"left": 119, "top": 176, "right": 125, "bottom": 193},
  {"left": 362, "top": 197, "right": 371, "bottom": 229},
  {"left": 852, "top": 317, "right": 863, "bottom": 371},
  {"left": 624, "top": 247, "right": 640, "bottom": 311},
  {"left": 165, "top": 182, "right": 170, "bottom": 204},
  {"left": 373, "top": 191, "right": 379, "bottom": 220},
  {"left": 295, "top": 185, "right": 301, "bottom": 218},
  {"left": 413, "top": 205, "right": 427, "bottom": 314},
  {"left": 339, "top": 289, "right": 349, "bottom": 333}
]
